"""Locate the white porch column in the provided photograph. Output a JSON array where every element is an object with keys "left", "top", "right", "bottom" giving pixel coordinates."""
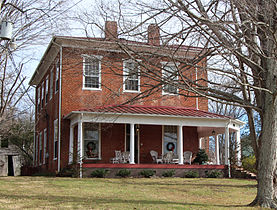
[
  {"left": 78, "top": 121, "right": 83, "bottom": 178},
  {"left": 236, "top": 130, "right": 242, "bottom": 166},
  {"left": 215, "top": 134, "right": 220, "bottom": 165},
  {"left": 178, "top": 125, "right": 184, "bottom": 164},
  {"left": 224, "top": 127, "right": 230, "bottom": 166},
  {"left": 199, "top": 137, "right": 202, "bottom": 149},
  {"left": 129, "top": 123, "right": 135, "bottom": 164},
  {"left": 69, "top": 125, "right": 74, "bottom": 164}
]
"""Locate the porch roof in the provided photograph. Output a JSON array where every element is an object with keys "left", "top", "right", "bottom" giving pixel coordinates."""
[{"left": 70, "top": 105, "right": 231, "bottom": 119}]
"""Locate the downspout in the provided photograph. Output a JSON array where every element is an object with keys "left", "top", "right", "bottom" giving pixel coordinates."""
[
  {"left": 31, "top": 84, "right": 36, "bottom": 166},
  {"left": 52, "top": 40, "right": 62, "bottom": 173},
  {"left": 195, "top": 67, "right": 199, "bottom": 110}
]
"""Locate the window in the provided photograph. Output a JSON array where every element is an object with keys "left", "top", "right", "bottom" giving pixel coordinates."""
[
  {"left": 83, "top": 56, "right": 101, "bottom": 89},
  {"left": 55, "top": 62, "right": 59, "bottom": 93},
  {"left": 123, "top": 60, "right": 140, "bottom": 92},
  {"left": 0, "top": 139, "right": 8, "bottom": 148},
  {"left": 35, "top": 135, "right": 38, "bottom": 165},
  {"left": 41, "top": 82, "right": 44, "bottom": 107},
  {"left": 49, "top": 69, "right": 53, "bottom": 100},
  {"left": 45, "top": 76, "right": 49, "bottom": 104},
  {"left": 39, "top": 132, "right": 42, "bottom": 165},
  {"left": 162, "top": 63, "right": 179, "bottom": 94},
  {"left": 43, "top": 128, "right": 47, "bottom": 164},
  {"left": 163, "top": 126, "right": 177, "bottom": 155},
  {"left": 83, "top": 123, "right": 100, "bottom": 159},
  {"left": 37, "top": 86, "right": 41, "bottom": 111},
  {"left": 53, "top": 119, "right": 58, "bottom": 159}
]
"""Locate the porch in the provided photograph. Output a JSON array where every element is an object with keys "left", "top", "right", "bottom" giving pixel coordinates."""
[{"left": 64, "top": 105, "right": 244, "bottom": 177}]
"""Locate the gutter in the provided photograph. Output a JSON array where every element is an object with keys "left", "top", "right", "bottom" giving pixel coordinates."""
[{"left": 52, "top": 39, "right": 62, "bottom": 173}]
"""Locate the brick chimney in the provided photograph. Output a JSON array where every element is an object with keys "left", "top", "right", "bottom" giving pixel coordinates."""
[
  {"left": 105, "top": 21, "right": 118, "bottom": 40},
  {"left": 148, "top": 24, "right": 160, "bottom": 46}
]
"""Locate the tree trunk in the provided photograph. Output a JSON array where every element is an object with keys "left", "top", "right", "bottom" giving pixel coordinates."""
[{"left": 250, "top": 89, "right": 277, "bottom": 208}]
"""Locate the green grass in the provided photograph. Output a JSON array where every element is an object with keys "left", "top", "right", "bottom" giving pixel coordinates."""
[{"left": 0, "top": 176, "right": 262, "bottom": 209}]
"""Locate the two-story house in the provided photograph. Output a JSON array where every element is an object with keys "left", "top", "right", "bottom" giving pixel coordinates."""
[{"left": 29, "top": 21, "right": 243, "bottom": 177}]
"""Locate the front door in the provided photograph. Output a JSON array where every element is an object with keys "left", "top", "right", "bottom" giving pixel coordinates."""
[{"left": 125, "top": 124, "right": 139, "bottom": 163}]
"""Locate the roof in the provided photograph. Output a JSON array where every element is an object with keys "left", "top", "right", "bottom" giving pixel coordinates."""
[{"left": 71, "top": 105, "right": 231, "bottom": 120}]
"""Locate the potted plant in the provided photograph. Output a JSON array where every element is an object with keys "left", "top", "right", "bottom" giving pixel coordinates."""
[{"left": 194, "top": 149, "right": 208, "bottom": 165}]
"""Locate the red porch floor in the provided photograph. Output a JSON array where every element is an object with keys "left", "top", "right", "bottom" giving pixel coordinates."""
[{"left": 83, "top": 163, "right": 225, "bottom": 169}]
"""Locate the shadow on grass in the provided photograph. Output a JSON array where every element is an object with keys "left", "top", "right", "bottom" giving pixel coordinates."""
[
  {"left": 94, "top": 178, "right": 257, "bottom": 189},
  {"left": 0, "top": 191, "right": 249, "bottom": 209}
]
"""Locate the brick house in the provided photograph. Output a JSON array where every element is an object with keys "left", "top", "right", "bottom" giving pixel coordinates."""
[{"left": 29, "top": 21, "right": 244, "bottom": 176}]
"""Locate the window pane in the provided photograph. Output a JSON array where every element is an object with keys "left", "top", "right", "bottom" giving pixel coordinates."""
[
  {"left": 85, "top": 77, "right": 99, "bottom": 88},
  {"left": 124, "top": 61, "right": 139, "bottom": 91},
  {"left": 126, "top": 80, "right": 138, "bottom": 91}
]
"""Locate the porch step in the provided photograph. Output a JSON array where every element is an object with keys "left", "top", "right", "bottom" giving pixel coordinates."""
[{"left": 232, "top": 167, "right": 256, "bottom": 179}]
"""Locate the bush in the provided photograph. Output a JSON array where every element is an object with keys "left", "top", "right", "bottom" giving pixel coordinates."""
[
  {"left": 116, "top": 169, "right": 131, "bottom": 178},
  {"left": 91, "top": 169, "right": 109, "bottom": 178},
  {"left": 206, "top": 170, "right": 223, "bottom": 178},
  {"left": 139, "top": 169, "right": 156, "bottom": 178},
  {"left": 184, "top": 170, "right": 199, "bottom": 178},
  {"left": 162, "top": 170, "right": 175, "bottom": 177},
  {"left": 242, "top": 156, "right": 257, "bottom": 174},
  {"left": 194, "top": 149, "right": 208, "bottom": 164}
]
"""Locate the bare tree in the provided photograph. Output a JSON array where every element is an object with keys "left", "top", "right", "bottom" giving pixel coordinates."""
[
  {"left": 0, "top": 0, "right": 74, "bottom": 137},
  {"left": 74, "top": 0, "right": 277, "bottom": 208}
]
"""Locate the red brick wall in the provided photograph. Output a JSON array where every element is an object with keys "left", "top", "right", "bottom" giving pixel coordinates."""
[{"left": 183, "top": 126, "right": 199, "bottom": 156}]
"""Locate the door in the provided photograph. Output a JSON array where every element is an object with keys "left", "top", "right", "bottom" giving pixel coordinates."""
[
  {"left": 8, "top": 155, "right": 14, "bottom": 176},
  {"left": 125, "top": 124, "right": 140, "bottom": 163}
]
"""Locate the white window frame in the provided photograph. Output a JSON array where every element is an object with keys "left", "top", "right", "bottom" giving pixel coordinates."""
[
  {"left": 37, "top": 86, "right": 41, "bottom": 111},
  {"left": 39, "top": 132, "right": 42, "bottom": 165},
  {"left": 161, "top": 62, "right": 179, "bottom": 95},
  {"left": 83, "top": 123, "right": 101, "bottom": 160},
  {"left": 41, "top": 81, "right": 44, "bottom": 108},
  {"left": 45, "top": 76, "right": 49, "bottom": 104},
  {"left": 35, "top": 135, "right": 38, "bottom": 166},
  {"left": 82, "top": 55, "right": 102, "bottom": 90},
  {"left": 53, "top": 119, "right": 58, "bottom": 160},
  {"left": 55, "top": 61, "right": 59, "bottom": 94},
  {"left": 163, "top": 125, "right": 178, "bottom": 155},
  {"left": 49, "top": 69, "right": 53, "bottom": 100},
  {"left": 43, "top": 128, "right": 47, "bottom": 164},
  {"left": 123, "top": 59, "right": 141, "bottom": 93}
]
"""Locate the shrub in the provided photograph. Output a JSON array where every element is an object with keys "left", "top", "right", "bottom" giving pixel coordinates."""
[
  {"left": 116, "top": 169, "right": 131, "bottom": 178},
  {"left": 139, "top": 169, "right": 156, "bottom": 178},
  {"left": 162, "top": 170, "right": 175, "bottom": 177},
  {"left": 242, "top": 156, "right": 257, "bottom": 174},
  {"left": 194, "top": 149, "right": 208, "bottom": 164},
  {"left": 206, "top": 170, "right": 223, "bottom": 178},
  {"left": 91, "top": 169, "right": 109, "bottom": 178},
  {"left": 184, "top": 170, "right": 199, "bottom": 178}
]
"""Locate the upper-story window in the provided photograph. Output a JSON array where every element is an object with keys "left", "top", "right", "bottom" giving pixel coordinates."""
[
  {"left": 49, "top": 69, "right": 53, "bottom": 100},
  {"left": 162, "top": 62, "right": 179, "bottom": 94},
  {"left": 37, "top": 86, "right": 41, "bottom": 111},
  {"left": 123, "top": 60, "right": 140, "bottom": 92},
  {"left": 41, "top": 81, "right": 44, "bottom": 108},
  {"left": 45, "top": 76, "right": 49, "bottom": 104},
  {"left": 55, "top": 61, "right": 59, "bottom": 93},
  {"left": 83, "top": 55, "right": 102, "bottom": 90}
]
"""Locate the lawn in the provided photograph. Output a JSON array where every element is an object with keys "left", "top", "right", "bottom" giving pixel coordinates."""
[{"left": 0, "top": 176, "right": 262, "bottom": 209}]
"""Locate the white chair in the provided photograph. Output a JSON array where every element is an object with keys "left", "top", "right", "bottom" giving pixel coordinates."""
[
  {"left": 121, "top": 151, "right": 130, "bottom": 163},
  {"left": 111, "top": 150, "right": 122, "bottom": 164},
  {"left": 150, "top": 150, "right": 163, "bottom": 164},
  {"left": 183, "top": 151, "right": 192, "bottom": 165},
  {"left": 163, "top": 151, "right": 173, "bottom": 164}
]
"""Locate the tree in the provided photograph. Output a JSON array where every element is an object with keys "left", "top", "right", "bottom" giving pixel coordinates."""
[
  {"left": 0, "top": 0, "right": 73, "bottom": 142},
  {"left": 77, "top": 0, "right": 277, "bottom": 207}
]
